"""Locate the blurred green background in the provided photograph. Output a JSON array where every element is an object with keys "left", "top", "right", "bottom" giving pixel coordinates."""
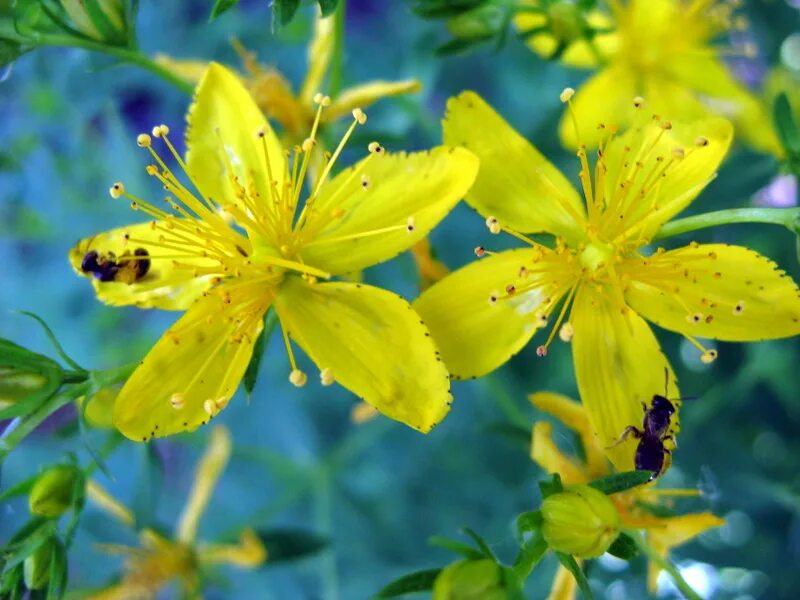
[{"left": 2, "top": 0, "right": 800, "bottom": 598}]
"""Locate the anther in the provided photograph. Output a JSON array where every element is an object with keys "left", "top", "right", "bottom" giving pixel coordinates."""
[
  {"left": 302, "top": 138, "right": 315, "bottom": 152},
  {"left": 701, "top": 349, "right": 718, "bottom": 364},
  {"left": 137, "top": 133, "right": 152, "bottom": 148},
  {"left": 406, "top": 217, "right": 416, "bottom": 233},
  {"left": 559, "top": 322, "right": 574, "bottom": 342},
  {"left": 733, "top": 301, "right": 745, "bottom": 315},
  {"left": 695, "top": 136, "right": 709, "bottom": 147},
  {"left": 474, "top": 246, "right": 486, "bottom": 258},
  {"left": 352, "top": 108, "right": 367, "bottom": 125},
  {"left": 536, "top": 345, "right": 548, "bottom": 357},
  {"left": 109, "top": 182, "right": 125, "bottom": 198},
  {"left": 368, "top": 141, "right": 384, "bottom": 154},
  {"left": 660, "top": 120, "right": 673, "bottom": 131},
  {"left": 313, "top": 92, "right": 325, "bottom": 104},
  {"left": 505, "top": 284, "right": 516, "bottom": 295},
  {"left": 633, "top": 96, "right": 645, "bottom": 108},
  {"left": 559, "top": 87, "right": 575, "bottom": 103},
  {"left": 672, "top": 147, "right": 685, "bottom": 160},
  {"left": 146, "top": 165, "right": 158, "bottom": 176},
  {"left": 152, "top": 124, "right": 170, "bottom": 138},
  {"left": 170, "top": 393, "right": 185, "bottom": 410},
  {"left": 203, "top": 399, "right": 219, "bottom": 417},
  {"left": 289, "top": 369, "right": 308, "bottom": 387},
  {"left": 320, "top": 368, "right": 335, "bottom": 386},
  {"left": 485, "top": 216, "right": 501, "bottom": 234}
]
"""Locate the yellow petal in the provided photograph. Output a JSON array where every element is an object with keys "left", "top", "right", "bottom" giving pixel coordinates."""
[
  {"left": 622, "top": 244, "right": 800, "bottom": 341},
  {"left": 298, "top": 146, "right": 478, "bottom": 275},
  {"left": 547, "top": 563, "right": 580, "bottom": 600},
  {"left": 113, "top": 287, "right": 266, "bottom": 441},
  {"left": 185, "top": 63, "right": 285, "bottom": 225},
  {"left": 570, "top": 284, "right": 678, "bottom": 470},
  {"left": 604, "top": 113, "right": 733, "bottom": 241},
  {"left": 443, "top": 91, "right": 586, "bottom": 243},
  {"left": 529, "top": 392, "right": 607, "bottom": 477},
  {"left": 274, "top": 277, "right": 451, "bottom": 433},
  {"left": 299, "top": 13, "right": 334, "bottom": 106},
  {"left": 323, "top": 79, "right": 422, "bottom": 123},
  {"left": 531, "top": 421, "right": 588, "bottom": 485},
  {"left": 198, "top": 529, "right": 267, "bottom": 568},
  {"left": 645, "top": 512, "right": 725, "bottom": 591},
  {"left": 558, "top": 66, "right": 638, "bottom": 150},
  {"left": 414, "top": 248, "right": 574, "bottom": 379},
  {"left": 69, "top": 223, "right": 216, "bottom": 310},
  {"left": 153, "top": 54, "right": 209, "bottom": 86},
  {"left": 176, "top": 426, "right": 232, "bottom": 543}
]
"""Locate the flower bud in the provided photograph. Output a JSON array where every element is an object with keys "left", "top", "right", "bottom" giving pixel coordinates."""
[
  {"left": 541, "top": 484, "right": 620, "bottom": 558},
  {"left": 29, "top": 465, "right": 81, "bottom": 518},
  {"left": 446, "top": 5, "right": 504, "bottom": 41},
  {"left": 433, "top": 559, "right": 510, "bottom": 600},
  {"left": 23, "top": 539, "right": 54, "bottom": 590}
]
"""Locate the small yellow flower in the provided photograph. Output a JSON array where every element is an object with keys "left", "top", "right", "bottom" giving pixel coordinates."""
[
  {"left": 155, "top": 14, "right": 421, "bottom": 143},
  {"left": 517, "top": 0, "right": 780, "bottom": 156},
  {"left": 414, "top": 91, "right": 800, "bottom": 469},
  {"left": 529, "top": 392, "right": 723, "bottom": 596},
  {"left": 85, "top": 427, "right": 267, "bottom": 600},
  {"left": 69, "top": 63, "right": 478, "bottom": 441}
]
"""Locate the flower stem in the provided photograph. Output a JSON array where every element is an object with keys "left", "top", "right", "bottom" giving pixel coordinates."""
[
  {"left": 329, "top": 0, "right": 347, "bottom": 99},
  {"left": 654, "top": 207, "right": 800, "bottom": 241},
  {"left": 627, "top": 530, "right": 702, "bottom": 600}
]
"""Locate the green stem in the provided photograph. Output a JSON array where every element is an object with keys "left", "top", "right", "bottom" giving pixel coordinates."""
[
  {"left": 37, "top": 34, "right": 194, "bottom": 95},
  {"left": 654, "top": 207, "right": 800, "bottom": 241},
  {"left": 328, "top": 0, "right": 347, "bottom": 98},
  {"left": 627, "top": 530, "right": 702, "bottom": 600}
]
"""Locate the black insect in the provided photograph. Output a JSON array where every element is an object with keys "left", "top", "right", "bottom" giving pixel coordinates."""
[
  {"left": 81, "top": 248, "right": 150, "bottom": 283},
  {"left": 611, "top": 369, "right": 687, "bottom": 481}
]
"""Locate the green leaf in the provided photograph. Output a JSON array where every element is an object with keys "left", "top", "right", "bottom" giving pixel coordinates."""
[
  {"left": 512, "top": 532, "right": 548, "bottom": 580},
  {"left": 412, "top": 0, "right": 487, "bottom": 19},
  {"left": 774, "top": 93, "right": 800, "bottom": 156},
  {"left": 317, "top": 0, "right": 338, "bottom": 17},
  {"left": 244, "top": 310, "right": 277, "bottom": 399},
  {"left": 255, "top": 529, "right": 328, "bottom": 563},
  {"left": 538, "top": 473, "right": 564, "bottom": 499},
  {"left": 588, "top": 471, "right": 653, "bottom": 495},
  {"left": 1, "top": 520, "right": 56, "bottom": 572},
  {"left": 428, "top": 535, "right": 484, "bottom": 560},
  {"left": 434, "top": 35, "right": 494, "bottom": 56},
  {"left": 555, "top": 552, "right": 595, "bottom": 600},
  {"left": 273, "top": 0, "right": 300, "bottom": 26},
  {"left": 461, "top": 527, "right": 495, "bottom": 559},
  {"left": 0, "top": 473, "right": 39, "bottom": 502},
  {"left": 0, "top": 38, "right": 22, "bottom": 67},
  {"left": 606, "top": 532, "right": 639, "bottom": 560},
  {"left": 372, "top": 568, "right": 441, "bottom": 598},
  {"left": 209, "top": 0, "right": 240, "bottom": 21},
  {"left": 45, "top": 538, "right": 67, "bottom": 600}
]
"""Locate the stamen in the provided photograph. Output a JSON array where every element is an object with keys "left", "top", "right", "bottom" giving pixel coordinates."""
[
  {"left": 485, "top": 216, "right": 501, "bottom": 234},
  {"left": 368, "top": 141, "right": 384, "bottom": 154},
  {"left": 109, "top": 182, "right": 125, "bottom": 199},
  {"left": 474, "top": 246, "right": 487, "bottom": 257},
  {"left": 289, "top": 369, "right": 308, "bottom": 387},
  {"left": 559, "top": 322, "right": 574, "bottom": 342},
  {"left": 136, "top": 134, "right": 152, "bottom": 148},
  {"left": 170, "top": 393, "right": 185, "bottom": 409},
  {"left": 700, "top": 349, "right": 718, "bottom": 364},
  {"left": 320, "top": 368, "right": 335, "bottom": 386}
]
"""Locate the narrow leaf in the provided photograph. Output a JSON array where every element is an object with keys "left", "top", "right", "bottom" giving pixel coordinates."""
[
  {"left": 428, "top": 535, "right": 484, "bottom": 560},
  {"left": 461, "top": 527, "right": 495, "bottom": 559},
  {"left": 255, "top": 529, "right": 328, "bottom": 563},
  {"left": 555, "top": 552, "right": 595, "bottom": 600},
  {"left": 538, "top": 473, "right": 564, "bottom": 499},
  {"left": 373, "top": 568, "right": 441, "bottom": 598},
  {"left": 588, "top": 471, "right": 653, "bottom": 495},
  {"left": 606, "top": 533, "right": 639, "bottom": 560},
  {"left": 512, "top": 533, "right": 548, "bottom": 580},
  {"left": 209, "top": 0, "right": 240, "bottom": 21},
  {"left": 16, "top": 312, "right": 82, "bottom": 370}
]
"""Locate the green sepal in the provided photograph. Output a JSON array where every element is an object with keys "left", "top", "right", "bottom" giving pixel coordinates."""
[
  {"left": 373, "top": 568, "right": 442, "bottom": 598},
  {"left": 606, "top": 532, "right": 639, "bottom": 560},
  {"left": 255, "top": 529, "right": 328, "bottom": 564},
  {"left": 0, "top": 338, "right": 65, "bottom": 418},
  {"left": 538, "top": 473, "right": 564, "bottom": 499}
]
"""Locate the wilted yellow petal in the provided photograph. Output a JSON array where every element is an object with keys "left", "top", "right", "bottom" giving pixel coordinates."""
[
  {"left": 531, "top": 421, "right": 587, "bottom": 484},
  {"left": 185, "top": 63, "right": 285, "bottom": 229},
  {"left": 69, "top": 223, "right": 216, "bottom": 310},
  {"left": 299, "top": 147, "right": 478, "bottom": 275},
  {"left": 414, "top": 248, "right": 575, "bottom": 379},
  {"left": 570, "top": 284, "right": 678, "bottom": 470},
  {"left": 410, "top": 238, "right": 450, "bottom": 291},
  {"left": 646, "top": 512, "right": 725, "bottom": 591},
  {"left": 623, "top": 244, "right": 800, "bottom": 341},
  {"left": 176, "top": 426, "right": 232, "bottom": 544},
  {"left": 324, "top": 80, "right": 422, "bottom": 122},
  {"left": 529, "top": 392, "right": 606, "bottom": 477},
  {"left": 274, "top": 277, "right": 451, "bottom": 433},
  {"left": 443, "top": 91, "right": 586, "bottom": 244},
  {"left": 113, "top": 287, "right": 266, "bottom": 441}
]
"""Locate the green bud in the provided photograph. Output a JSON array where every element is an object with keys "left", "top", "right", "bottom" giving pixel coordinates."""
[
  {"left": 446, "top": 5, "right": 504, "bottom": 41},
  {"left": 433, "top": 559, "right": 509, "bottom": 600},
  {"left": 541, "top": 484, "right": 621, "bottom": 558},
  {"left": 29, "top": 465, "right": 81, "bottom": 518},
  {"left": 23, "top": 539, "right": 54, "bottom": 590},
  {"left": 547, "top": 2, "right": 586, "bottom": 45}
]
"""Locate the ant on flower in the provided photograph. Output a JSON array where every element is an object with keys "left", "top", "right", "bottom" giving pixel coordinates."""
[{"left": 611, "top": 369, "right": 692, "bottom": 481}]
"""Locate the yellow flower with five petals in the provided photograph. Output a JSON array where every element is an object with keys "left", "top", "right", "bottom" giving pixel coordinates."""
[
  {"left": 85, "top": 427, "right": 266, "bottom": 600},
  {"left": 528, "top": 392, "right": 723, "bottom": 597},
  {"left": 414, "top": 90, "right": 800, "bottom": 469},
  {"left": 69, "top": 63, "right": 478, "bottom": 441},
  {"left": 517, "top": 0, "right": 780, "bottom": 156},
  {"left": 154, "top": 13, "right": 421, "bottom": 143}
]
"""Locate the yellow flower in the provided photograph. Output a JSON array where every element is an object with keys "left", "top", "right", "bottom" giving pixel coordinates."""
[
  {"left": 154, "top": 14, "right": 421, "bottom": 143},
  {"left": 529, "top": 392, "right": 723, "bottom": 596},
  {"left": 69, "top": 63, "right": 478, "bottom": 441},
  {"left": 85, "top": 427, "right": 267, "bottom": 600},
  {"left": 414, "top": 90, "right": 800, "bottom": 469},
  {"left": 518, "top": 0, "right": 780, "bottom": 156}
]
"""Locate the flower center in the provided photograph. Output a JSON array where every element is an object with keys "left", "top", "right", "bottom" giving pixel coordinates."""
[{"left": 579, "top": 241, "right": 615, "bottom": 274}]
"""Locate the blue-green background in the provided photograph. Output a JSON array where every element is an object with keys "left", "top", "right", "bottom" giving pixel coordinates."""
[{"left": 2, "top": 1, "right": 800, "bottom": 598}]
